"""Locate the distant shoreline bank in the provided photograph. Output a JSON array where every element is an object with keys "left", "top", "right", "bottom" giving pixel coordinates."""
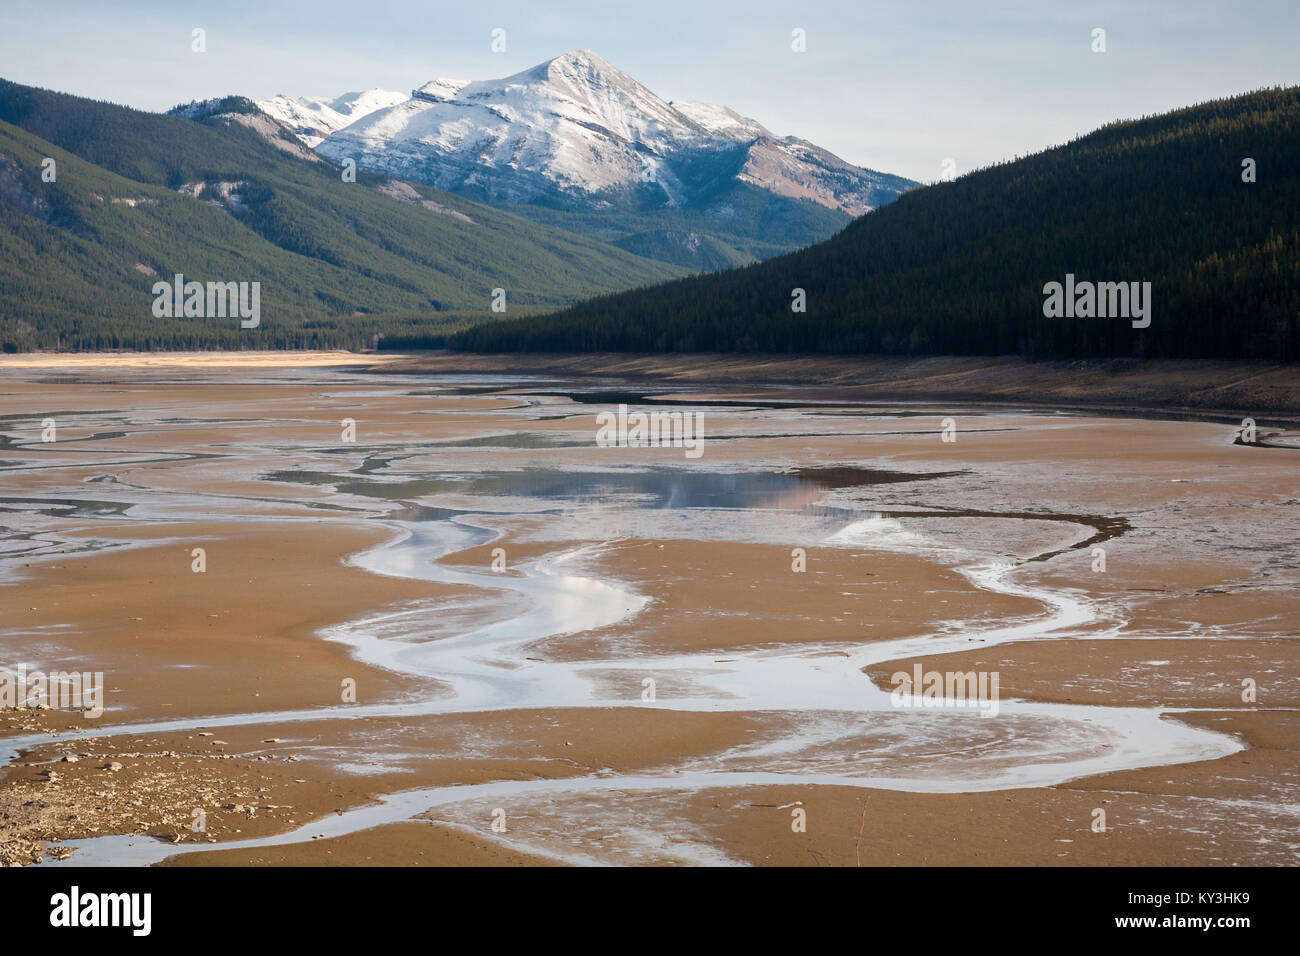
[
  {"left": 0, "top": 350, "right": 393, "bottom": 369},
  {"left": 4, "top": 350, "right": 1300, "bottom": 423},
  {"left": 378, "top": 352, "right": 1300, "bottom": 424}
]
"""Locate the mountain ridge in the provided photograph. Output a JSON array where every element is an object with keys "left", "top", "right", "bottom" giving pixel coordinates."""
[
  {"left": 0, "top": 77, "right": 685, "bottom": 350},
  {"left": 257, "top": 88, "right": 409, "bottom": 148},
  {"left": 453, "top": 85, "right": 1300, "bottom": 362},
  {"left": 308, "top": 49, "right": 914, "bottom": 215},
  {"left": 251, "top": 50, "right": 915, "bottom": 268}
]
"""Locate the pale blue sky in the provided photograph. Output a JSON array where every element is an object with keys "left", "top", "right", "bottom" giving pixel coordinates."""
[{"left": 1, "top": 0, "right": 1296, "bottom": 182}]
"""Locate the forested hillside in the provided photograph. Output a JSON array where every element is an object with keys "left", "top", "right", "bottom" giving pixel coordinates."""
[
  {"left": 455, "top": 87, "right": 1300, "bottom": 361},
  {"left": 0, "top": 80, "right": 683, "bottom": 351}
]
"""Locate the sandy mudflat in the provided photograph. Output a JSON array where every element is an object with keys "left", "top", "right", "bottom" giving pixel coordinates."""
[
  {"left": 0, "top": 522, "right": 453, "bottom": 723},
  {"left": 162, "top": 820, "right": 557, "bottom": 866},
  {"left": 0, "top": 355, "right": 1296, "bottom": 866}
]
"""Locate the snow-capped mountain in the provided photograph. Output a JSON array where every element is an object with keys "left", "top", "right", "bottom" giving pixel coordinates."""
[
  {"left": 671, "top": 100, "right": 771, "bottom": 141},
  {"left": 258, "top": 89, "right": 409, "bottom": 148},
  {"left": 305, "top": 51, "right": 914, "bottom": 216}
]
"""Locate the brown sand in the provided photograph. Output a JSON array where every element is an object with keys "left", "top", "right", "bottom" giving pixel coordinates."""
[{"left": 1, "top": 356, "right": 1296, "bottom": 866}]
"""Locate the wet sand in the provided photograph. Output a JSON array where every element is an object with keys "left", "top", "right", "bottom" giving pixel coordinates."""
[{"left": 0, "top": 352, "right": 1296, "bottom": 866}]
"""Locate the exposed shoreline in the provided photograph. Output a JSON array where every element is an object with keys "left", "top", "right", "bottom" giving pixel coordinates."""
[
  {"left": 377, "top": 352, "right": 1300, "bottom": 423},
  {"left": 5, "top": 349, "right": 1299, "bottom": 422}
]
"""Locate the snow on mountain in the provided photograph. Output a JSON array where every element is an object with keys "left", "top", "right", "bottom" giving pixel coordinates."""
[
  {"left": 168, "top": 95, "right": 324, "bottom": 162},
  {"left": 316, "top": 51, "right": 703, "bottom": 203},
  {"left": 258, "top": 89, "right": 409, "bottom": 148},
  {"left": 412, "top": 78, "right": 471, "bottom": 102},
  {"left": 670, "top": 100, "right": 771, "bottom": 141},
  {"left": 311, "top": 50, "right": 916, "bottom": 215}
]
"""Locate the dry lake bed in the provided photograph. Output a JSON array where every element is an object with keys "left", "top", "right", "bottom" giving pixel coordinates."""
[{"left": 0, "top": 352, "right": 1297, "bottom": 866}]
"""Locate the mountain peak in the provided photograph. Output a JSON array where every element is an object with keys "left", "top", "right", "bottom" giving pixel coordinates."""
[
  {"left": 549, "top": 48, "right": 612, "bottom": 70},
  {"left": 310, "top": 51, "right": 916, "bottom": 217},
  {"left": 493, "top": 49, "right": 648, "bottom": 99},
  {"left": 541, "top": 49, "right": 651, "bottom": 104}
]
